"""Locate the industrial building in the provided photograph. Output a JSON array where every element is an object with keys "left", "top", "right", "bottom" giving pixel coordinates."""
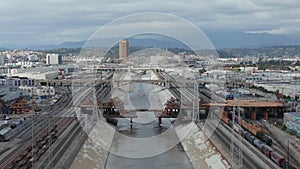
[
  {"left": 10, "top": 71, "right": 58, "bottom": 80},
  {"left": 46, "top": 53, "right": 62, "bottom": 65},
  {"left": 119, "top": 40, "right": 129, "bottom": 60},
  {"left": 19, "top": 86, "right": 56, "bottom": 98},
  {"left": 284, "top": 112, "right": 300, "bottom": 137},
  {"left": 0, "top": 76, "right": 35, "bottom": 91}
]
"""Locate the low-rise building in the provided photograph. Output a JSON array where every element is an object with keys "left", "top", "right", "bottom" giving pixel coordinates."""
[
  {"left": 284, "top": 112, "right": 300, "bottom": 137},
  {"left": 0, "top": 86, "right": 29, "bottom": 104},
  {"left": 16, "top": 61, "right": 37, "bottom": 68},
  {"left": 19, "top": 86, "right": 56, "bottom": 98},
  {"left": 0, "top": 76, "right": 6, "bottom": 86},
  {"left": 10, "top": 71, "right": 58, "bottom": 80},
  {"left": 0, "top": 75, "right": 36, "bottom": 91},
  {"left": 27, "top": 55, "right": 38, "bottom": 61},
  {"left": 6, "top": 76, "right": 35, "bottom": 91}
]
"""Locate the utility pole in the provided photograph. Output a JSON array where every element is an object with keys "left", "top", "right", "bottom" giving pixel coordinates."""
[
  {"left": 288, "top": 140, "right": 290, "bottom": 164},
  {"left": 31, "top": 80, "right": 40, "bottom": 168},
  {"left": 92, "top": 64, "right": 100, "bottom": 122},
  {"left": 193, "top": 81, "right": 199, "bottom": 122},
  {"left": 230, "top": 71, "right": 243, "bottom": 169},
  {"left": 46, "top": 81, "right": 52, "bottom": 168}
]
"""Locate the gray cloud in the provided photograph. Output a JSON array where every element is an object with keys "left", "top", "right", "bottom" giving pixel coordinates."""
[{"left": 0, "top": 0, "right": 300, "bottom": 46}]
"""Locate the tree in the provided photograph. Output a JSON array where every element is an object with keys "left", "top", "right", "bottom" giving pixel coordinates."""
[{"left": 199, "top": 68, "right": 206, "bottom": 74}]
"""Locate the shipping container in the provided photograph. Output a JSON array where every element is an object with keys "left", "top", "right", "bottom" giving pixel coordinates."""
[{"left": 39, "top": 95, "right": 46, "bottom": 99}]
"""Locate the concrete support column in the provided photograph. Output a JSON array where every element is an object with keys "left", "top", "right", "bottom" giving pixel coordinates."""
[
  {"left": 166, "top": 80, "right": 170, "bottom": 88},
  {"left": 158, "top": 117, "right": 162, "bottom": 127}
]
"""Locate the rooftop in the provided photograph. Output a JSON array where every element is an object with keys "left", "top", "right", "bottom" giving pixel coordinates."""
[
  {"left": 203, "top": 100, "right": 285, "bottom": 108},
  {"left": 227, "top": 100, "right": 285, "bottom": 107},
  {"left": 285, "top": 112, "right": 300, "bottom": 118}
]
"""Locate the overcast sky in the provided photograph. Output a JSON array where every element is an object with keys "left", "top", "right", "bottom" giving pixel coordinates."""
[{"left": 1, "top": 0, "right": 300, "bottom": 46}]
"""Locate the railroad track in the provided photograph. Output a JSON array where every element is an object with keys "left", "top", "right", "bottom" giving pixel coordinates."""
[
  {"left": 0, "top": 73, "right": 113, "bottom": 169},
  {"left": 0, "top": 117, "right": 59, "bottom": 169},
  {"left": 38, "top": 120, "right": 81, "bottom": 169},
  {"left": 12, "top": 87, "right": 73, "bottom": 141},
  {"left": 0, "top": 117, "right": 75, "bottom": 169},
  {"left": 206, "top": 119, "right": 280, "bottom": 169},
  {"left": 156, "top": 71, "right": 281, "bottom": 168},
  {"left": 155, "top": 71, "right": 199, "bottom": 104},
  {"left": 33, "top": 118, "right": 78, "bottom": 169},
  {"left": 35, "top": 81, "right": 111, "bottom": 168}
]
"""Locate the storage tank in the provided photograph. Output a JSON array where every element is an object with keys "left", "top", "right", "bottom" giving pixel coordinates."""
[
  {"left": 253, "top": 139, "right": 263, "bottom": 149},
  {"left": 262, "top": 134, "right": 273, "bottom": 146}
]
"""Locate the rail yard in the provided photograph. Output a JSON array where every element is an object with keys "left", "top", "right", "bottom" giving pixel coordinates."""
[{"left": 0, "top": 66, "right": 299, "bottom": 169}]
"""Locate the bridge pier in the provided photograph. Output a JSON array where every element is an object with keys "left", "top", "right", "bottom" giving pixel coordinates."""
[
  {"left": 130, "top": 117, "right": 133, "bottom": 129},
  {"left": 158, "top": 117, "right": 162, "bottom": 128},
  {"left": 198, "top": 83, "right": 206, "bottom": 89},
  {"left": 165, "top": 80, "right": 170, "bottom": 88}
]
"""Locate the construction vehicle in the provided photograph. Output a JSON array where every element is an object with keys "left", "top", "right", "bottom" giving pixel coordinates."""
[{"left": 34, "top": 103, "right": 41, "bottom": 112}]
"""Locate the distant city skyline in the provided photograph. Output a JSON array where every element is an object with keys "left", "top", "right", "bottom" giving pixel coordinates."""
[{"left": 0, "top": 1, "right": 300, "bottom": 48}]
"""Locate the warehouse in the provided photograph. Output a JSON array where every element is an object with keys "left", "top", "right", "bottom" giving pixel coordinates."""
[{"left": 284, "top": 112, "right": 300, "bottom": 137}]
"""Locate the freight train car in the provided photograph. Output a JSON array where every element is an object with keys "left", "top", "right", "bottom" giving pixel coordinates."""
[
  {"left": 221, "top": 115, "right": 297, "bottom": 169},
  {"left": 241, "top": 120, "right": 263, "bottom": 136},
  {"left": 261, "top": 134, "right": 273, "bottom": 146},
  {"left": 223, "top": 111, "right": 273, "bottom": 146},
  {"left": 0, "top": 126, "right": 13, "bottom": 141},
  {"left": 261, "top": 144, "right": 273, "bottom": 158},
  {"left": 270, "top": 151, "right": 286, "bottom": 167},
  {"left": 282, "top": 161, "right": 297, "bottom": 169},
  {"left": 245, "top": 132, "right": 256, "bottom": 144},
  {"left": 253, "top": 139, "right": 263, "bottom": 149}
]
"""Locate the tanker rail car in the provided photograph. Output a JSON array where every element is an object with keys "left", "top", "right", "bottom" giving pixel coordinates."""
[
  {"left": 224, "top": 111, "right": 273, "bottom": 146},
  {"left": 221, "top": 113, "right": 296, "bottom": 169}
]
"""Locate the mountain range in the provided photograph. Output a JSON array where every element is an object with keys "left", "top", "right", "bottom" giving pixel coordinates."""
[{"left": 1, "top": 31, "right": 300, "bottom": 50}]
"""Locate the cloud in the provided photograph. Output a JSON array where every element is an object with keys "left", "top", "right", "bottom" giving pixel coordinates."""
[
  {"left": 0, "top": 0, "right": 300, "bottom": 45},
  {"left": 245, "top": 27, "right": 300, "bottom": 35}
]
